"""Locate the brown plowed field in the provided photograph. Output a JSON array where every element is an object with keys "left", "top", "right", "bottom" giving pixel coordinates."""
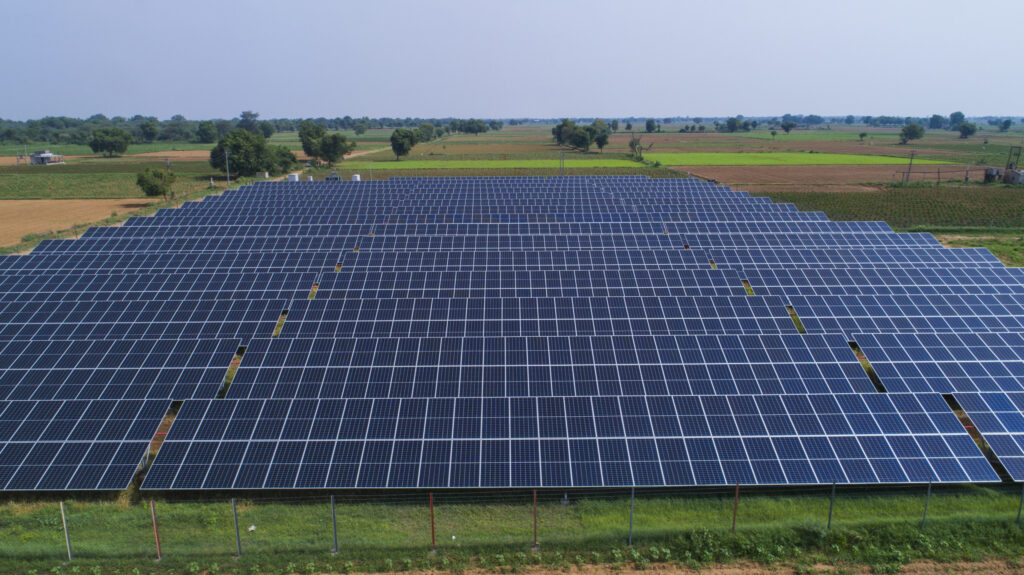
[{"left": 0, "top": 199, "right": 154, "bottom": 246}]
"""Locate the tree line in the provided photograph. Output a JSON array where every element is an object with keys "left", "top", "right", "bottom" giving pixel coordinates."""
[{"left": 0, "top": 113, "right": 504, "bottom": 146}]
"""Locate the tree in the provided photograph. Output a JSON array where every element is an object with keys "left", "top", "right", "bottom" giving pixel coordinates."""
[
  {"left": 844, "top": 115, "right": 855, "bottom": 125},
  {"left": 259, "top": 122, "right": 275, "bottom": 138},
  {"left": 390, "top": 128, "right": 418, "bottom": 159},
  {"left": 624, "top": 122, "right": 632, "bottom": 131},
  {"left": 899, "top": 123, "right": 925, "bottom": 144},
  {"left": 590, "top": 120, "right": 610, "bottom": 152},
  {"left": 999, "top": 119, "right": 1012, "bottom": 132},
  {"left": 417, "top": 123, "right": 435, "bottom": 143},
  {"left": 859, "top": 132, "right": 868, "bottom": 142},
  {"left": 353, "top": 122, "right": 368, "bottom": 135},
  {"left": 628, "top": 133, "right": 653, "bottom": 160},
  {"left": 949, "top": 111, "right": 965, "bottom": 130},
  {"left": 770, "top": 130, "right": 777, "bottom": 140},
  {"left": 551, "top": 119, "right": 576, "bottom": 146},
  {"left": 210, "top": 129, "right": 294, "bottom": 176},
  {"left": 567, "top": 126, "right": 593, "bottom": 151},
  {"left": 196, "top": 121, "right": 218, "bottom": 143},
  {"left": 318, "top": 133, "right": 356, "bottom": 166},
  {"left": 89, "top": 127, "right": 132, "bottom": 157},
  {"left": 645, "top": 119, "right": 656, "bottom": 133},
  {"left": 780, "top": 121, "right": 797, "bottom": 134},
  {"left": 136, "top": 168, "right": 177, "bottom": 201},
  {"left": 138, "top": 121, "right": 159, "bottom": 143},
  {"left": 610, "top": 120, "right": 619, "bottom": 132},
  {"left": 725, "top": 117, "right": 742, "bottom": 133},
  {"left": 238, "top": 111, "right": 261, "bottom": 134},
  {"left": 958, "top": 122, "right": 978, "bottom": 139},
  {"left": 928, "top": 114, "right": 946, "bottom": 130},
  {"left": 298, "top": 121, "right": 327, "bottom": 162},
  {"left": 693, "top": 117, "right": 703, "bottom": 125}
]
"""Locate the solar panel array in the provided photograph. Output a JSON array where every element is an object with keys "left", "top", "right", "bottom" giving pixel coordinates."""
[{"left": 1, "top": 176, "right": 1022, "bottom": 491}]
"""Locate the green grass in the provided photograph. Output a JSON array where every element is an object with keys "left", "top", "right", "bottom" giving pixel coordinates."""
[
  {"left": 0, "top": 141, "right": 213, "bottom": 156},
  {"left": 2, "top": 485, "right": 1023, "bottom": 573},
  {"left": 646, "top": 152, "right": 949, "bottom": 166},
  {"left": 935, "top": 232, "right": 1024, "bottom": 267},
  {"left": 306, "top": 166, "right": 679, "bottom": 180},
  {"left": 339, "top": 158, "right": 641, "bottom": 170}
]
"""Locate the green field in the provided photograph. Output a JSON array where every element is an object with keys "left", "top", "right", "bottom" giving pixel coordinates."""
[
  {"left": 340, "top": 158, "right": 641, "bottom": 170},
  {"left": 0, "top": 141, "right": 214, "bottom": 157},
  {"left": 2, "top": 485, "right": 1023, "bottom": 574},
  {"left": 646, "top": 152, "right": 949, "bottom": 166}
]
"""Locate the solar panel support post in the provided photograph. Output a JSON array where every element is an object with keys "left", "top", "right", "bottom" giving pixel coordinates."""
[
  {"left": 731, "top": 483, "right": 739, "bottom": 534},
  {"left": 429, "top": 492, "right": 436, "bottom": 551},
  {"left": 921, "top": 482, "right": 932, "bottom": 529},
  {"left": 532, "top": 489, "right": 540, "bottom": 551},
  {"left": 232, "top": 498, "right": 241, "bottom": 556},
  {"left": 627, "top": 487, "right": 635, "bottom": 547},
  {"left": 150, "top": 500, "right": 162, "bottom": 560},
  {"left": 59, "top": 501, "right": 72, "bottom": 561},
  {"left": 1016, "top": 483, "right": 1023, "bottom": 526},
  {"left": 331, "top": 495, "right": 338, "bottom": 554},
  {"left": 827, "top": 482, "right": 836, "bottom": 530}
]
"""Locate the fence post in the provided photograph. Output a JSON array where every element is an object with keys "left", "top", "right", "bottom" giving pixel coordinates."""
[
  {"left": 731, "top": 483, "right": 739, "bottom": 533},
  {"left": 429, "top": 492, "right": 436, "bottom": 551},
  {"left": 532, "top": 489, "right": 539, "bottom": 550},
  {"left": 627, "top": 487, "right": 635, "bottom": 546},
  {"left": 921, "top": 482, "right": 932, "bottom": 529},
  {"left": 827, "top": 481, "right": 836, "bottom": 530},
  {"left": 59, "top": 501, "right": 72, "bottom": 561},
  {"left": 232, "top": 498, "right": 242, "bottom": 556},
  {"left": 331, "top": 495, "right": 338, "bottom": 554},
  {"left": 150, "top": 500, "right": 162, "bottom": 560}
]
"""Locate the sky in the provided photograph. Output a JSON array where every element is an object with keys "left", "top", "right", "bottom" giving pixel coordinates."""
[{"left": 4, "top": 0, "right": 1022, "bottom": 121}]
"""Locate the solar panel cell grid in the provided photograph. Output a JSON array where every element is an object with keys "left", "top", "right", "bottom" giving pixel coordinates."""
[{"left": 3, "top": 176, "right": 1024, "bottom": 490}]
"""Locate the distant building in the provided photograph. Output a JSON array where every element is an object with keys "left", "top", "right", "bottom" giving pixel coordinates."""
[{"left": 30, "top": 150, "right": 64, "bottom": 165}]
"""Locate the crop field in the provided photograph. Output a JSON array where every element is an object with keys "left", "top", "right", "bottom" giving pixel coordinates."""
[
  {"left": 645, "top": 152, "right": 949, "bottom": 166},
  {"left": 749, "top": 185, "right": 1024, "bottom": 229},
  {"left": 340, "top": 158, "right": 640, "bottom": 170},
  {"left": 0, "top": 141, "right": 214, "bottom": 157}
]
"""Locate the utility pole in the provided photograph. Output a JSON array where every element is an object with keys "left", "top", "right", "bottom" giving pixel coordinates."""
[{"left": 904, "top": 150, "right": 915, "bottom": 184}]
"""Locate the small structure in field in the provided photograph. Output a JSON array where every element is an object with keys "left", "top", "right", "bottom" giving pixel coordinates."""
[{"left": 29, "top": 150, "right": 64, "bottom": 165}]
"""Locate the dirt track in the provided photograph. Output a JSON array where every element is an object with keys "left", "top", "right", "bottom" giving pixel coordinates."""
[{"left": 0, "top": 199, "right": 154, "bottom": 246}]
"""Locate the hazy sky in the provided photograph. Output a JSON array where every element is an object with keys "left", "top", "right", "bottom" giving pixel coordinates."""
[{"left": 5, "top": 0, "right": 1022, "bottom": 120}]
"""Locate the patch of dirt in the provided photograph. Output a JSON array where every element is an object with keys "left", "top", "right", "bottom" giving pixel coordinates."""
[{"left": 0, "top": 198, "right": 155, "bottom": 246}]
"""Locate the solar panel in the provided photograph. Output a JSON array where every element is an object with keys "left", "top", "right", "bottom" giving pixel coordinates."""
[{"left": 2, "top": 176, "right": 1023, "bottom": 491}]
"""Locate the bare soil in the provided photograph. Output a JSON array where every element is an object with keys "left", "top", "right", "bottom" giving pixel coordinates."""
[{"left": 0, "top": 198, "right": 155, "bottom": 246}]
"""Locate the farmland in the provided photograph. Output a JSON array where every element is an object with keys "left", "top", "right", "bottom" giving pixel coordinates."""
[
  {"left": 2, "top": 123, "right": 1023, "bottom": 260},
  {"left": 645, "top": 152, "right": 949, "bottom": 166}
]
